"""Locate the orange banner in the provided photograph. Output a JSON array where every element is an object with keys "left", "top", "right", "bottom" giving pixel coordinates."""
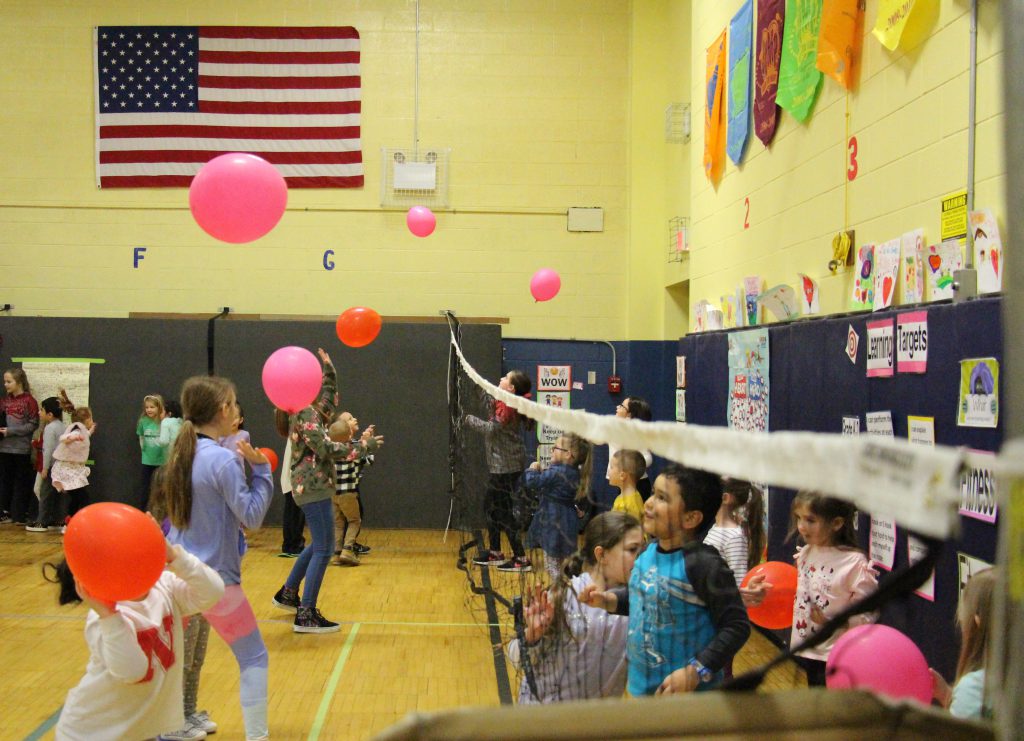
[{"left": 704, "top": 30, "right": 728, "bottom": 185}]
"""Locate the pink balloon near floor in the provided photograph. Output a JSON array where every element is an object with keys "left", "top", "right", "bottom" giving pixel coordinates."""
[
  {"left": 530, "top": 268, "right": 561, "bottom": 302},
  {"left": 825, "top": 624, "right": 932, "bottom": 704},
  {"left": 189, "top": 153, "right": 288, "bottom": 243},
  {"left": 262, "top": 346, "right": 323, "bottom": 413},
  {"left": 406, "top": 206, "right": 436, "bottom": 237}
]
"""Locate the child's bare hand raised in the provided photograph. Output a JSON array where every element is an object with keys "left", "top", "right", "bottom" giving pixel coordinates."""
[
  {"left": 523, "top": 585, "right": 554, "bottom": 644},
  {"left": 317, "top": 348, "right": 332, "bottom": 366},
  {"left": 578, "top": 583, "right": 617, "bottom": 613},
  {"left": 237, "top": 440, "right": 269, "bottom": 466}
]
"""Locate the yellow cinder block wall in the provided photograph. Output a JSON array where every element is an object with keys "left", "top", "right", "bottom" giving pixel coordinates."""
[
  {"left": 687, "top": 0, "right": 1005, "bottom": 329},
  {"left": 0, "top": 0, "right": 634, "bottom": 340}
]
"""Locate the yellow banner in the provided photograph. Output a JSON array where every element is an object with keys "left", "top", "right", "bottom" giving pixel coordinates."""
[{"left": 873, "top": 0, "right": 918, "bottom": 51}]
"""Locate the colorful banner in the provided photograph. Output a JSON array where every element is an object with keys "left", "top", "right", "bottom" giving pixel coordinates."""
[
  {"left": 776, "top": 0, "right": 824, "bottom": 122},
  {"left": 727, "top": 328, "right": 770, "bottom": 433},
  {"left": 896, "top": 311, "right": 928, "bottom": 373},
  {"left": 873, "top": 0, "right": 918, "bottom": 51},
  {"left": 754, "top": 0, "right": 785, "bottom": 146},
  {"left": 704, "top": 30, "right": 728, "bottom": 184},
  {"left": 817, "top": 0, "right": 864, "bottom": 90},
  {"left": 727, "top": 0, "right": 753, "bottom": 165}
]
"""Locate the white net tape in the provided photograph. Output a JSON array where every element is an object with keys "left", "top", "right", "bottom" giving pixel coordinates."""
[{"left": 451, "top": 332, "right": 1017, "bottom": 540}]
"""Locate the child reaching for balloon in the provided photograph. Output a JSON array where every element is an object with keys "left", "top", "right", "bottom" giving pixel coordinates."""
[
  {"left": 46, "top": 527, "right": 225, "bottom": 741},
  {"left": 523, "top": 433, "right": 593, "bottom": 580},
  {"left": 931, "top": 568, "right": 995, "bottom": 720},
  {"left": 788, "top": 491, "right": 878, "bottom": 686},
  {"left": 508, "top": 511, "right": 642, "bottom": 703}
]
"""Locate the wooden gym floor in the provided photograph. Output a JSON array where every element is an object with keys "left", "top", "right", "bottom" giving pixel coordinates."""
[{"left": 1, "top": 526, "right": 804, "bottom": 740}]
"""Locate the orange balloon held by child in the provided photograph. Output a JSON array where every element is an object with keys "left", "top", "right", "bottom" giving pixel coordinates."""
[
  {"left": 63, "top": 502, "right": 167, "bottom": 603},
  {"left": 258, "top": 447, "right": 279, "bottom": 473},
  {"left": 740, "top": 560, "right": 798, "bottom": 629}
]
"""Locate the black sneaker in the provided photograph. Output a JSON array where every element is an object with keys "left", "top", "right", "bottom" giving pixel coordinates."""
[
  {"left": 496, "top": 557, "right": 532, "bottom": 573},
  {"left": 293, "top": 606, "right": 340, "bottom": 634},
  {"left": 353, "top": 542, "right": 371, "bottom": 555},
  {"left": 472, "top": 551, "right": 509, "bottom": 567},
  {"left": 0, "top": 512, "right": 11, "bottom": 524},
  {"left": 26, "top": 522, "right": 48, "bottom": 532},
  {"left": 272, "top": 586, "right": 300, "bottom": 613}
]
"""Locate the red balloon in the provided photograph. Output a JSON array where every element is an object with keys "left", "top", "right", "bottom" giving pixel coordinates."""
[
  {"left": 740, "top": 561, "right": 798, "bottom": 630},
  {"left": 64, "top": 503, "right": 166, "bottom": 603},
  {"left": 336, "top": 306, "right": 382, "bottom": 348},
  {"left": 259, "top": 447, "right": 279, "bottom": 473}
]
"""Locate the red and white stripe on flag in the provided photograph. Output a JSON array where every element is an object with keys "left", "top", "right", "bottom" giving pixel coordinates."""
[{"left": 94, "top": 26, "right": 363, "bottom": 188}]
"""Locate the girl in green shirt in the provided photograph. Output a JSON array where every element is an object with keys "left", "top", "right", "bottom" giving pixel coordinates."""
[{"left": 136, "top": 393, "right": 165, "bottom": 510}]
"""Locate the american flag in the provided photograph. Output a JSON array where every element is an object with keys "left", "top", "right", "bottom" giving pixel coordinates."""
[{"left": 94, "top": 26, "right": 363, "bottom": 188}]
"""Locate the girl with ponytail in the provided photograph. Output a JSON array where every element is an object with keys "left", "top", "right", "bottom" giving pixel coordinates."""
[{"left": 507, "top": 511, "right": 643, "bottom": 704}]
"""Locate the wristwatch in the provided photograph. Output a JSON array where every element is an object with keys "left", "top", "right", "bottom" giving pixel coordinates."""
[{"left": 688, "top": 658, "right": 714, "bottom": 683}]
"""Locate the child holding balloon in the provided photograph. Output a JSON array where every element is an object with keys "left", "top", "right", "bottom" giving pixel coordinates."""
[
  {"left": 789, "top": 491, "right": 878, "bottom": 686},
  {"left": 160, "top": 376, "right": 274, "bottom": 741},
  {"left": 46, "top": 528, "right": 225, "bottom": 741},
  {"left": 931, "top": 568, "right": 995, "bottom": 719}
]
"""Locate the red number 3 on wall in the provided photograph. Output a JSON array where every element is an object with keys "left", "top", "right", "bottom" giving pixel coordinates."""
[{"left": 847, "top": 136, "right": 859, "bottom": 181}]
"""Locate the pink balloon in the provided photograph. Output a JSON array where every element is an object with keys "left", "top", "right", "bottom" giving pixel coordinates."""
[
  {"left": 261, "top": 346, "right": 322, "bottom": 413},
  {"left": 189, "top": 153, "right": 288, "bottom": 243},
  {"left": 406, "top": 206, "right": 436, "bottom": 238},
  {"left": 826, "top": 624, "right": 932, "bottom": 704},
  {"left": 530, "top": 268, "right": 561, "bottom": 302}
]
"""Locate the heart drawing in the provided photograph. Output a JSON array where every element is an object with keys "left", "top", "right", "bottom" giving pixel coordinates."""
[
  {"left": 928, "top": 254, "right": 942, "bottom": 272},
  {"left": 882, "top": 276, "right": 893, "bottom": 304}
]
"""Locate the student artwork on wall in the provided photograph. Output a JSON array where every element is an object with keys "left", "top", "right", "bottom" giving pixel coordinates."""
[
  {"left": 872, "top": 238, "right": 901, "bottom": 311},
  {"left": 776, "top": 0, "right": 824, "bottom": 122},
  {"left": 959, "top": 453, "right": 998, "bottom": 524},
  {"left": 817, "top": 0, "right": 864, "bottom": 90},
  {"left": 896, "top": 310, "right": 928, "bottom": 374},
  {"left": 756, "top": 284, "right": 799, "bottom": 322},
  {"left": 704, "top": 29, "right": 728, "bottom": 185},
  {"left": 727, "top": 0, "right": 753, "bottom": 165},
  {"left": 798, "top": 274, "right": 819, "bottom": 314},
  {"left": 744, "top": 276, "right": 764, "bottom": 326},
  {"left": 754, "top": 0, "right": 785, "bottom": 146},
  {"left": 958, "top": 357, "right": 999, "bottom": 428},
  {"left": 969, "top": 209, "right": 1003, "bottom": 294},
  {"left": 720, "top": 293, "right": 739, "bottom": 327},
  {"left": 900, "top": 228, "right": 925, "bottom": 304},
  {"left": 694, "top": 299, "right": 712, "bottom": 332},
  {"left": 852, "top": 244, "right": 874, "bottom": 310},
  {"left": 926, "top": 240, "right": 963, "bottom": 301},
  {"left": 727, "top": 328, "right": 770, "bottom": 433}
]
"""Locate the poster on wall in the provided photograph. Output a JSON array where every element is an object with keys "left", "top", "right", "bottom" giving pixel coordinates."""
[
  {"left": 676, "top": 356, "right": 686, "bottom": 388},
  {"left": 17, "top": 360, "right": 100, "bottom": 414},
  {"left": 536, "top": 391, "right": 570, "bottom": 445},
  {"left": 958, "top": 357, "right": 999, "bottom": 428},
  {"left": 866, "top": 318, "right": 894, "bottom": 378},
  {"left": 959, "top": 452, "right": 998, "bottom": 524},
  {"left": 798, "top": 274, "right": 820, "bottom": 315},
  {"left": 870, "top": 515, "right": 897, "bottom": 570},
  {"left": 536, "top": 443, "right": 553, "bottom": 468},
  {"left": 744, "top": 276, "right": 764, "bottom": 326},
  {"left": 940, "top": 189, "right": 968, "bottom": 246},
  {"left": 969, "top": 208, "right": 1003, "bottom": 294},
  {"left": 727, "top": 328, "right": 770, "bottom": 433},
  {"left": 907, "top": 415, "right": 934, "bottom": 446},
  {"left": 842, "top": 415, "right": 860, "bottom": 435},
  {"left": 907, "top": 535, "right": 936, "bottom": 601},
  {"left": 537, "top": 365, "right": 571, "bottom": 392},
  {"left": 852, "top": 244, "right": 875, "bottom": 310},
  {"left": 926, "top": 240, "right": 964, "bottom": 301},
  {"left": 756, "top": 284, "right": 799, "bottom": 321},
  {"left": 957, "top": 551, "right": 993, "bottom": 608},
  {"left": 866, "top": 411, "right": 894, "bottom": 437},
  {"left": 900, "top": 228, "right": 925, "bottom": 304},
  {"left": 896, "top": 311, "right": 928, "bottom": 374},
  {"left": 675, "top": 390, "right": 686, "bottom": 423},
  {"left": 872, "top": 238, "right": 901, "bottom": 311},
  {"left": 727, "top": 0, "right": 753, "bottom": 165}
]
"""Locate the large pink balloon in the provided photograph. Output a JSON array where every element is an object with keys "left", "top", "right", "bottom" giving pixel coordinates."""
[
  {"left": 826, "top": 624, "right": 932, "bottom": 704},
  {"left": 262, "top": 346, "right": 322, "bottom": 413},
  {"left": 406, "top": 206, "right": 436, "bottom": 237},
  {"left": 530, "top": 268, "right": 561, "bottom": 302},
  {"left": 189, "top": 153, "right": 288, "bottom": 243}
]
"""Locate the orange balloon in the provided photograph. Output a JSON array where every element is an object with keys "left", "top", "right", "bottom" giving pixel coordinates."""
[
  {"left": 259, "top": 447, "right": 279, "bottom": 473},
  {"left": 64, "top": 503, "right": 166, "bottom": 603},
  {"left": 336, "top": 306, "right": 382, "bottom": 348},
  {"left": 741, "top": 561, "right": 798, "bottom": 630}
]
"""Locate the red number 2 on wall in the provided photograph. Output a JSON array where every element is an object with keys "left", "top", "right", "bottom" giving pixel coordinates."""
[
  {"left": 744, "top": 197, "right": 750, "bottom": 229},
  {"left": 847, "top": 136, "right": 859, "bottom": 181}
]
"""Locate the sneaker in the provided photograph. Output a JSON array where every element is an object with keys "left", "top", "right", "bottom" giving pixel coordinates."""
[
  {"left": 277, "top": 551, "right": 300, "bottom": 558},
  {"left": 26, "top": 522, "right": 48, "bottom": 532},
  {"left": 472, "top": 551, "right": 509, "bottom": 567},
  {"left": 0, "top": 512, "right": 10, "bottom": 524},
  {"left": 60, "top": 525, "right": 67, "bottom": 535},
  {"left": 272, "top": 586, "right": 300, "bottom": 613},
  {"left": 353, "top": 542, "right": 371, "bottom": 555},
  {"left": 159, "top": 717, "right": 207, "bottom": 740},
  {"left": 293, "top": 606, "right": 340, "bottom": 634},
  {"left": 334, "top": 549, "right": 359, "bottom": 566},
  {"left": 190, "top": 711, "right": 217, "bottom": 734},
  {"left": 496, "top": 557, "right": 533, "bottom": 573}
]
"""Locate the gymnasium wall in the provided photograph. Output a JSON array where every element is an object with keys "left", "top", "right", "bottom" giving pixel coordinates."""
[
  {"left": 687, "top": 0, "right": 1006, "bottom": 325},
  {"left": 0, "top": 0, "right": 653, "bottom": 340},
  {"left": 0, "top": 317, "right": 501, "bottom": 529}
]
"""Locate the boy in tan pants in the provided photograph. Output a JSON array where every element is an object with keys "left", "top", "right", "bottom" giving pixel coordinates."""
[{"left": 328, "top": 412, "right": 380, "bottom": 566}]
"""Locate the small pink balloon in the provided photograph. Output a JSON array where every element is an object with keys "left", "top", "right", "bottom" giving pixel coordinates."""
[
  {"left": 261, "top": 346, "right": 322, "bottom": 414},
  {"left": 406, "top": 206, "right": 436, "bottom": 238},
  {"left": 189, "top": 153, "right": 288, "bottom": 243},
  {"left": 530, "top": 268, "right": 561, "bottom": 302},
  {"left": 825, "top": 624, "right": 932, "bottom": 704}
]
